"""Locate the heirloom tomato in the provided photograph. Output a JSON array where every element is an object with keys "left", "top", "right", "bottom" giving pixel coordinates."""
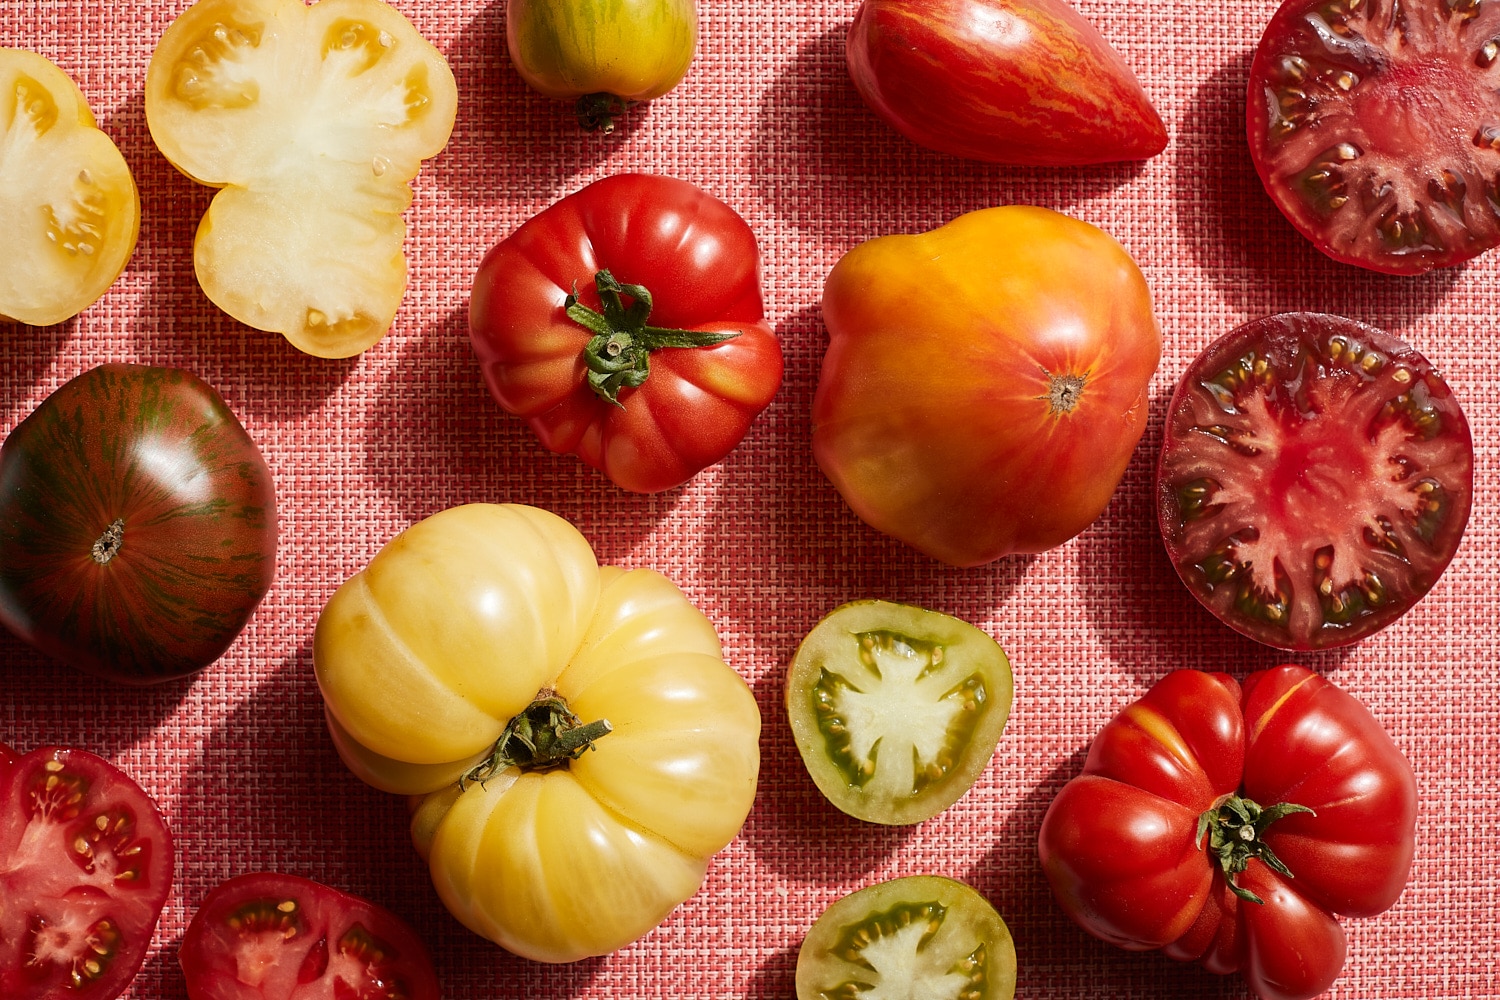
[
  {"left": 786, "top": 601, "right": 1012, "bottom": 825},
  {"left": 469, "top": 174, "right": 783, "bottom": 494},
  {"left": 0, "top": 48, "right": 139, "bottom": 327},
  {"left": 1, "top": 745, "right": 173, "bottom": 1000},
  {"left": 845, "top": 0, "right": 1166, "bottom": 165},
  {"left": 814, "top": 205, "right": 1160, "bottom": 566},
  {"left": 0, "top": 364, "right": 277, "bottom": 684},
  {"left": 1157, "top": 313, "right": 1472, "bottom": 650},
  {"left": 1038, "top": 667, "right": 1417, "bottom": 1000},
  {"left": 1248, "top": 0, "right": 1500, "bottom": 273},
  {"left": 179, "top": 872, "right": 440, "bottom": 1000},
  {"left": 796, "top": 876, "right": 1016, "bottom": 1000},
  {"left": 313, "top": 503, "right": 761, "bottom": 963},
  {"left": 507, "top": 0, "right": 697, "bottom": 132},
  {"left": 144, "top": 0, "right": 458, "bottom": 358}
]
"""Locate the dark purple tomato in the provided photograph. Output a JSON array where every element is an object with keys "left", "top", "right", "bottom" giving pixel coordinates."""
[{"left": 0, "top": 364, "right": 277, "bottom": 683}]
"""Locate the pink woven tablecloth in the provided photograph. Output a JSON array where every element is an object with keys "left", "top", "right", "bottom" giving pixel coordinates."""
[{"left": 4, "top": 2, "right": 1498, "bottom": 998}]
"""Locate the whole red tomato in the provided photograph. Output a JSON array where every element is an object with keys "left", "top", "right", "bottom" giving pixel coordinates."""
[
  {"left": 468, "top": 174, "right": 783, "bottom": 494},
  {"left": 813, "top": 204, "right": 1160, "bottom": 566},
  {"left": 0, "top": 364, "right": 278, "bottom": 684},
  {"left": 846, "top": 0, "right": 1166, "bottom": 165},
  {"left": 1038, "top": 667, "right": 1417, "bottom": 1000}
]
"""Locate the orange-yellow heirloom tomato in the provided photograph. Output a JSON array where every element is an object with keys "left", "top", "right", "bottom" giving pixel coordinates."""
[
  {"left": 0, "top": 49, "right": 139, "bottom": 327},
  {"left": 144, "top": 0, "right": 458, "bottom": 358},
  {"left": 313, "top": 503, "right": 761, "bottom": 963},
  {"left": 813, "top": 205, "right": 1162, "bottom": 567}
]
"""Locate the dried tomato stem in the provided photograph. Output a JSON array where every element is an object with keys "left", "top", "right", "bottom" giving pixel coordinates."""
[
  {"left": 1196, "top": 792, "right": 1315, "bottom": 904},
  {"left": 575, "top": 93, "right": 628, "bottom": 133},
  {"left": 460, "top": 694, "right": 611, "bottom": 790}
]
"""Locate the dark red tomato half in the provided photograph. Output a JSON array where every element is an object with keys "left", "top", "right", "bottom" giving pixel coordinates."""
[
  {"left": 1157, "top": 313, "right": 1472, "bottom": 650},
  {"left": 0, "top": 745, "right": 174, "bottom": 1000},
  {"left": 0, "top": 364, "right": 278, "bottom": 683},
  {"left": 1248, "top": 0, "right": 1500, "bottom": 273},
  {"left": 180, "top": 872, "right": 440, "bottom": 1000}
]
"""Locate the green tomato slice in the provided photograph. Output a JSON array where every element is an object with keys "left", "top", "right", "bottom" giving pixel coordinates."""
[
  {"left": 786, "top": 600, "right": 1013, "bottom": 825},
  {"left": 796, "top": 876, "right": 1017, "bottom": 1000}
]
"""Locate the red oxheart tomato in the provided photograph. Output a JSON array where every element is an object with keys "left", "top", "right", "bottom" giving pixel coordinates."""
[
  {"left": 1247, "top": 0, "right": 1500, "bottom": 273},
  {"left": 1038, "top": 667, "right": 1417, "bottom": 1000},
  {"left": 846, "top": 0, "right": 1167, "bottom": 165},
  {"left": 179, "top": 872, "right": 440, "bottom": 1000},
  {"left": 814, "top": 204, "right": 1161, "bottom": 566},
  {"left": 0, "top": 745, "right": 174, "bottom": 1000},
  {"left": 1156, "top": 313, "right": 1472, "bottom": 650},
  {"left": 468, "top": 174, "right": 783, "bottom": 494},
  {"left": 0, "top": 364, "right": 278, "bottom": 683}
]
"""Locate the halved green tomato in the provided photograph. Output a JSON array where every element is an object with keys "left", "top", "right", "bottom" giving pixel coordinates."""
[
  {"left": 786, "top": 601, "right": 1012, "bottom": 825},
  {"left": 796, "top": 876, "right": 1017, "bottom": 1000}
]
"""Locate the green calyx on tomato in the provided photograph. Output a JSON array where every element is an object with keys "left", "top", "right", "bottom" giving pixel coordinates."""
[
  {"left": 566, "top": 269, "right": 740, "bottom": 405},
  {"left": 575, "top": 93, "right": 630, "bottom": 134},
  {"left": 1197, "top": 793, "right": 1314, "bottom": 905},
  {"left": 460, "top": 694, "right": 613, "bottom": 788}
]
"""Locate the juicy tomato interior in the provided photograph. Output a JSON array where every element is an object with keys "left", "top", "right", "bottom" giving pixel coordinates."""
[
  {"left": 787, "top": 601, "right": 1012, "bottom": 825},
  {"left": 0, "top": 747, "right": 173, "bottom": 1000},
  {"left": 1157, "top": 312, "right": 1473, "bottom": 650},
  {"left": 1248, "top": 0, "right": 1500, "bottom": 273},
  {"left": 179, "top": 872, "right": 440, "bottom": 1000},
  {"left": 0, "top": 48, "right": 139, "bottom": 326}
]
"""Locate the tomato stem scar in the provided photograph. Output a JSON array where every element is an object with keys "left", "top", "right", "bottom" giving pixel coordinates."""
[{"left": 91, "top": 518, "right": 125, "bottom": 565}]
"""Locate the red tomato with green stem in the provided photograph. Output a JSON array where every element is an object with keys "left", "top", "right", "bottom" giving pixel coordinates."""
[
  {"left": 468, "top": 174, "right": 783, "bottom": 494},
  {"left": 1038, "top": 667, "right": 1417, "bottom": 1000},
  {"left": 0, "top": 745, "right": 174, "bottom": 1000}
]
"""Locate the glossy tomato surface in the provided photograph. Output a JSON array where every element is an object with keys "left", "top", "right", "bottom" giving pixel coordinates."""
[
  {"left": 0, "top": 746, "right": 173, "bottom": 1000},
  {"left": 786, "top": 601, "right": 1012, "bottom": 825},
  {"left": 814, "top": 204, "right": 1161, "bottom": 566},
  {"left": 179, "top": 872, "right": 440, "bottom": 1000},
  {"left": 1156, "top": 313, "right": 1472, "bottom": 650},
  {"left": 1038, "top": 667, "right": 1417, "bottom": 1000},
  {"left": 469, "top": 173, "right": 783, "bottom": 494},
  {"left": 846, "top": 0, "right": 1166, "bottom": 165},
  {"left": 0, "top": 48, "right": 139, "bottom": 327},
  {"left": 1247, "top": 0, "right": 1500, "bottom": 273},
  {"left": 314, "top": 503, "right": 761, "bottom": 963},
  {"left": 796, "top": 876, "right": 1016, "bottom": 1000},
  {"left": 0, "top": 364, "right": 278, "bottom": 684},
  {"left": 144, "top": 0, "right": 458, "bottom": 357}
]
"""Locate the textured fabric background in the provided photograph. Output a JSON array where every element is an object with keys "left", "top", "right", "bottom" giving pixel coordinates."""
[{"left": 3, "top": 1, "right": 1498, "bottom": 998}]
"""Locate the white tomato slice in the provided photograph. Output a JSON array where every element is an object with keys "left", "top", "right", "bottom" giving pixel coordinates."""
[
  {"left": 0, "top": 49, "right": 139, "bottom": 327},
  {"left": 144, "top": 0, "right": 458, "bottom": 358}
]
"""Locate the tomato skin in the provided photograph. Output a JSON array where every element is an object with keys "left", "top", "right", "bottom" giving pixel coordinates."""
[
  {"left": 845, "top": 0, "right": 1166, "bottom": 165},
  {"left": 0, "top": 364, "right": 278, "bottom": 684},
  {"left": 1038, "top": 667, "right": 1417, "bottom": 1000},
  {"left": 0, "top": 745, "right": 174, "bottom": 1000},
  {"left": 469, "top": 174, "right": 783, "bottom": 494},
  {"left": 179, "top": 872, "right": 440, "bottom": 1000},
  {"left": 814, "top": 205, "right": 1160, "bottom": 566}
]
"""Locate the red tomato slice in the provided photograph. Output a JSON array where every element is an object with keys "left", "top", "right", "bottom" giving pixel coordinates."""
[
  {"left": 179, "top": 872, "right": 440, "bottom": 1000},
  {"left": 0, "top": 746, "right": 173, "bottom": 1000}
]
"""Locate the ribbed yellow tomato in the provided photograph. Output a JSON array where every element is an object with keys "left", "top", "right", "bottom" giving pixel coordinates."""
[
  {"left": 0, "top": 49, "right": 139, "bottom": 327},
  {"left": 313, "top": 504, "right": 761, "bottom": 963}
]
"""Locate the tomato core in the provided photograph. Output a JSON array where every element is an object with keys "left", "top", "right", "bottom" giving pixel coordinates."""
[{"left": 90, "top": 519, "right": 126, "bottom": 565}]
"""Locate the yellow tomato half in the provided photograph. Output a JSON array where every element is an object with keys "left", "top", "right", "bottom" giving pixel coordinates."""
[
  {"left": 144, "top": 0, "right": 458, "bottom": 358},
  {"left": 314, "top": 504, "right": 761, "bottom": 963},
  {"left": 0, "top": 49, "right": 139, "bottom": 327}
]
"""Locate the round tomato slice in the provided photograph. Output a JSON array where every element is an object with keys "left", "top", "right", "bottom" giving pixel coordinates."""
[
  {"left": 796, "top": 876, "right": 1016, "bottom": 1000},
  {"left": 0, "top": 746, "right": 173, "bottom": 1000},
  {"left": 1247, "top": 0, "right": 1500, "bottom": 273},
  {"left": 786, "top": 601, "right": 1012, "bottom": 825},
  {"left": 1156, "top": 312, "right": 1472, "bottom": 650},
  {"left": 0, "top": 48, "right": 139, "bottom": 326},
  {"left": 179, "top": 872, "right": 439, "bottom": 1000}
]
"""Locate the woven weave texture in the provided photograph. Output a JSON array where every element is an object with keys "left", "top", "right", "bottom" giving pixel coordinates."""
[{"left": 3, "top": 1, "right": 1499, "bottom": 997}]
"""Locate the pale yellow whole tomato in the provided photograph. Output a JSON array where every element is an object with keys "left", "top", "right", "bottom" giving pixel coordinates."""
[{"left": 313, "top": 503, "right": 761, "bottom": 963}]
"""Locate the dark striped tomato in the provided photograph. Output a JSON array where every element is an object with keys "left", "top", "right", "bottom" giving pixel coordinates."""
[{"left": 0, "top": 364, "right": 277, "bottom": 684}]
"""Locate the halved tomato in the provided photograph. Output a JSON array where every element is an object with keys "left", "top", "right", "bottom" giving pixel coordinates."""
[
  {"left": 0, "top": 48, "right": 139, "bottom": 327},
  {"left": 785, "top": 601, "right": 1013, "bottom": 825},
  {"left": 796, "top": 876, "right": 1016, "bottom": 1000},
  {"left": 144, "top": 0, "right": 458, "bottom": 357}
]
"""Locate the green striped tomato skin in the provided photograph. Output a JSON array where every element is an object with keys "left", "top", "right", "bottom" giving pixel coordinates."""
[
  {"left": 506, "top": 0, "right": 696, "bottom": 103},
  {"left": 0, "top": 364, "right": 277, "bottom": 684}
]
